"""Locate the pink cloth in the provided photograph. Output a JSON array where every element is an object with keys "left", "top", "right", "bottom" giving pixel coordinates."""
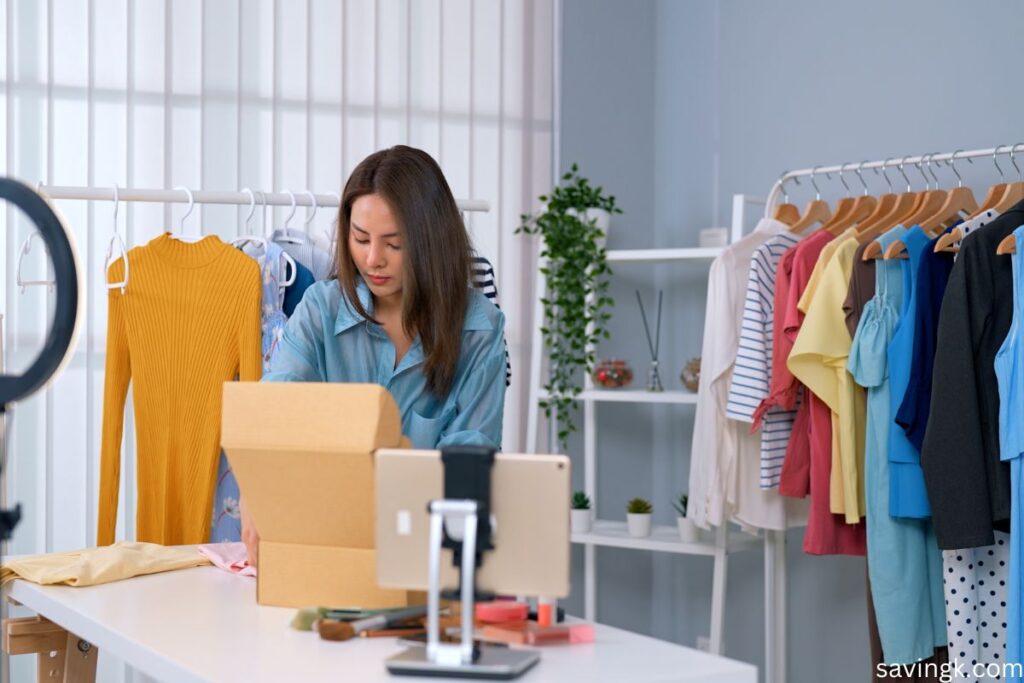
[
  {"left": 197, "top": 542, "right": 256, "bottom": 577},
  {"left": 766, "top": 230, "right": 865, "bottom": 556}
]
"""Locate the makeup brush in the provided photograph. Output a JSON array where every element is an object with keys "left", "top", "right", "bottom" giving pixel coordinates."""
[{"left": 316, "top": 605, "right": 428, "bottom": 642}]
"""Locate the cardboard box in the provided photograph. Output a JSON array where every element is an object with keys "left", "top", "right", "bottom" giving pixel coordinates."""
[{"left": 221, "top": 382, "right": 417, "bottom": 609}]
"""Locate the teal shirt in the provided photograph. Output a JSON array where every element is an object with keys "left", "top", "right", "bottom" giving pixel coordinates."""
[{"left": 263, "top": 279, "right": 506, "bottom": 449}]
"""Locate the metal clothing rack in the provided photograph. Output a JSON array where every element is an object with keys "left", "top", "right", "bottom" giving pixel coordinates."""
[
  {"left": 37, "top": 184, "right": 491, "bottom": 213},
  {"left": 763, "top": 144, "right": 1024, "bottom": 217}
]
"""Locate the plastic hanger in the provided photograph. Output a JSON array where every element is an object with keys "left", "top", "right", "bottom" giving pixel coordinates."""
[
  {"left": 233, "top": 188, "right": 297, "bottom": 287},
  {"left": 786, "top": 166, "right": 832, "bottom": 234},
  {"left": 16, "top": 231, "right": 55, "bottom": 293},
  {"left": 273, "top": 190, "right": 304, "bottom": 244},
  {"left": 327, "top": 191, "right": 341, "bottom": 255},
  {"left": 920, "top": 151, "right": 977, "bottom": 236},
  {"left": 105, "top": 184, "right": 129, "bottom": 294},
  {"left": 771, "top": 175, "right": 801, "bottom": 227},
  {"left": 168, "top": 186, "right": 205, "bottom": 242}
]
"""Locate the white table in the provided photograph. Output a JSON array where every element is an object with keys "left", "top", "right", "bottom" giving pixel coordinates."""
[{"left": 4, "top": 566, "right": 756, "bottom": 682}]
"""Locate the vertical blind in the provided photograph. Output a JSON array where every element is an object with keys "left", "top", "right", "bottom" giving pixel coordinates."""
[{"left": 0, "top": 0, "right": 554, "bottom": 562}]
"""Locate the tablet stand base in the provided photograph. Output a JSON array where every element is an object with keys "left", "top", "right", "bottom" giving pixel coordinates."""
[{"left": 385, "top": 499, "right": 540, "bottom": 680}]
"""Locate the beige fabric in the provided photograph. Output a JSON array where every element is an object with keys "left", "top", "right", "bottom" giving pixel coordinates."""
[{"left": 0, "top": 542, "right": 209, "bottom": 588}]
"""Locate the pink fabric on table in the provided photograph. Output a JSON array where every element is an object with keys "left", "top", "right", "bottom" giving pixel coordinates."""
[{"left": 197, "top": 542, "right": 256, "bottom": 577}]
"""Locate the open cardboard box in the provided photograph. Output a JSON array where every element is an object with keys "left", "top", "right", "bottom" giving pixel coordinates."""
[{"left": 221, "top": 382, "right": 418, "bottom": 609}]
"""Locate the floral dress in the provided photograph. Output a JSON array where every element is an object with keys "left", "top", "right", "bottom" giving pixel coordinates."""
[{"left": 209, "top": 241, "right": 290, "bottom": 542}]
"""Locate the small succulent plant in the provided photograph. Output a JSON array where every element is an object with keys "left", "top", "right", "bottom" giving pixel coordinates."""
[
  {"left": 672, "top": 493, "right": 688, "bottom": 517},
  {"left": 626, "top": 497, "right": 653, "bottom": 515},
  {"left": 571, "top": 490, "right": 591, "bottom": 510}
]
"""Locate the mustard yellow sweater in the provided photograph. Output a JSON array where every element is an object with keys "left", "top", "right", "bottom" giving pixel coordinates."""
[{"left": 99, "top": 234, "right": 261, "bottom": 546}]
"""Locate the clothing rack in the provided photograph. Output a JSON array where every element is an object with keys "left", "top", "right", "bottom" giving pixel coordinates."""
[
  {"left": 763, "top": 144, "right": 1024, "bottom": 217},
  {"left": 37, "top": 185, "right": 490, "bottom": 213}
]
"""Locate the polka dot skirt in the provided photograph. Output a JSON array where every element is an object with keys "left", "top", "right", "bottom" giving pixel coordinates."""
[{"left": 943, "top": 533, "right": 1009, "bottom": 680}]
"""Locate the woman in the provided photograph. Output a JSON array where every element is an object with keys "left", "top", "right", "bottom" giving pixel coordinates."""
[{"left": 242, "top": 145, "right": 507, "bottom": 563}]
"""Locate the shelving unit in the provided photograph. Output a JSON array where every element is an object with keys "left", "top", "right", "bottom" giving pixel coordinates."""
[{"left": 525, "top": 194, "right": 784, "bottom": 683}]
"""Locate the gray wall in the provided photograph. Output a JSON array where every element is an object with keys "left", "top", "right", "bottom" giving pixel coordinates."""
[{"left": 560, "top": 1, "right": 1024, "bottom": 682}]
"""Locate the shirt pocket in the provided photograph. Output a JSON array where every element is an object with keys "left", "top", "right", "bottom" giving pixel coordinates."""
[{"left": 406, "top": 408, "right": 455, "bottom": 449}]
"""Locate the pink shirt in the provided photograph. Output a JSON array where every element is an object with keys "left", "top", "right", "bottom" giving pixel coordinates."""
[{"left": 769, "top": 230, "right": 865, "bottom": 556}]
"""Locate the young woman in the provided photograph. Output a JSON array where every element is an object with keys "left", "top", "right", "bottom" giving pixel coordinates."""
[{"left": 243, "top": 145, "right": 507, "bottom": 563}]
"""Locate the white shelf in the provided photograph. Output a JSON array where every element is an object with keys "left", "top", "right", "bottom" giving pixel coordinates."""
[
  {"left": 571, "top": 520, "right": 760, "bottom": 556},
  {"left": 605, "top": 247, "right": 723, "bottom": 263},
  {"left": 539, "top": 388, "right": 698, "bottom": 404}
]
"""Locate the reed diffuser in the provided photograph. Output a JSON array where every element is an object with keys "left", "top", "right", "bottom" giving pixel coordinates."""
[{"left": 635, "top": 290, "right": 664, "bottom": 392}]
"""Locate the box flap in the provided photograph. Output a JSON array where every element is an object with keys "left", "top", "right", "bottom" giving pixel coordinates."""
[
  {"left": 222, "top": 382, "right": 403, "bottom": 547},
  {"left": 222, "top": 382, "right": 402, "bottom": 452}
]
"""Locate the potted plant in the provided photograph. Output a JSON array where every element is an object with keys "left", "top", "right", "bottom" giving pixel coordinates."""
[
  {"left": 571, "top": 491, "right": 592, "bottom": 534},
  {"left": 673, "top": 494, "right": 699, "bottom": 543},
  {"left": 625, "top": 497, "right": 653, "bottom": 538},
  {"left": 517, "top": 164, "right": 621, "bottom": 450}
]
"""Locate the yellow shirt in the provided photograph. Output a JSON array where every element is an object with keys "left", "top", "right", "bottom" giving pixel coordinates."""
[
  {"left": 1, "top": 542, "right": 209, "bottom": 588},
  {"left": 788, "top": 236, "right": 867, "bottom": 523},
  {"left": 99, "top": 234, "right": 262, "bottom": 546}
]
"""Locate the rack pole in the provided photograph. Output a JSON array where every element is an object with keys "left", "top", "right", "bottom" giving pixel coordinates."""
[
  {"left": 38, "top": 185, "right": 491, "bottom": 213},
  {"left": 763, "top": 144, "right": 1022, "bottom": 218}
]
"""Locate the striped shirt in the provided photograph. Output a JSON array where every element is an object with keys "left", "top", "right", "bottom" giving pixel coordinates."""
[
  {"left": 471, "top": 253, "right": 511, "bottom": 386},
  {"left": 726, "top": 231, "right": 802, "bottom": 489}
]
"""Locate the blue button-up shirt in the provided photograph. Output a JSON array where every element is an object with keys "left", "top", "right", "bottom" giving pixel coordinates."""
[{"left": 262, "top": 279, "right": 506, "bottom": 449}]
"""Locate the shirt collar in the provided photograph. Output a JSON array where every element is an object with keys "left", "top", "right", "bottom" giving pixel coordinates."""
[{"left": 334, "top": 279, "right": 496, "bottom": 335}]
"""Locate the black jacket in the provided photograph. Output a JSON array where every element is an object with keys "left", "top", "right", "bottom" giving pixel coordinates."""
[{"left": 922, "top": 200, "right": 1024, "bottom": 550}]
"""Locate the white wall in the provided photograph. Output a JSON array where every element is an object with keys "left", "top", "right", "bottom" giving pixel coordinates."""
[
  {"left": 1, "top": 1, "right": 554, "bottom": 680},
  {"left": 561, "top": 1, "right": 1024, "bottom": 682}
]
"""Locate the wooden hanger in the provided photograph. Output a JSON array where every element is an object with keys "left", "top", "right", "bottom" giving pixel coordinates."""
[
  {"left": 771, "top": 177, "right": 801, "bottom": 227},
  {"left": 787, "top": 198, "right": 831, "bottom": 233},
  {"left": 989, "top": 144, "right": 1024, "bottom": 214},
  {"left": 929, "top": 152, "right": 979, "bottom": 253},
  {"left": 996, "top": 234, "right": 1016, "bottom": 255},
  {"left": 817, "top": 166, "right": 868, "bottom": 235},
  {"left": 861, "top": 159, "right": 927, "bottom": 260},
  {"left": 786, "top": 168, "right": 832, "bottom": 233},
  {"left": 773, "top": 202, "right": 800, "bottom": 226}
]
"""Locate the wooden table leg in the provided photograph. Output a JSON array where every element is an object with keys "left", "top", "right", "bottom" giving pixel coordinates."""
[{"left": 2, "top": 616, "right": 98, "bottom": 682}]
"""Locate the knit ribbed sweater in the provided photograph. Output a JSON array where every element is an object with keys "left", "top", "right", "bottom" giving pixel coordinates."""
[{"left": 98, "top": 234, "right": 261, "bottom": 546}]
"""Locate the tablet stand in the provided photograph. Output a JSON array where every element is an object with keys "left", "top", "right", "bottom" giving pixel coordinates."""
[{"left": 385, "top": 447, "right": 540, "bottom": 680}]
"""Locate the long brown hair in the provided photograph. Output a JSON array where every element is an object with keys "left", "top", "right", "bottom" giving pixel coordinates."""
[{"left": 337, "top": 145, "right": 471, "bottom": 397}]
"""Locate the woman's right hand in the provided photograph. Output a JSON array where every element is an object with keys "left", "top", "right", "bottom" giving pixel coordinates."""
[{"left": 240, "top": 497, "right": 259, "bottom": 568}]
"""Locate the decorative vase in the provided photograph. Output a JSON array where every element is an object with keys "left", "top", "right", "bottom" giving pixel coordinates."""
[
  {"left": 676, "top": 516, "right": 700, "bottom": 544},
  {"left": 571, "top": 509, "right": 592, "bottom": 534},
  {"left": 681, "top": 357, "right": 701, "bottom": 392},
  {"left": 626, "top": 513, "right": 652, "bottom": 538},
  {"left": 593, "top": 358, "right": 633, "bottom": 388}
]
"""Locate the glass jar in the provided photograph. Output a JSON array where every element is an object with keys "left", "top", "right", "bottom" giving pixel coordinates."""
[{"left": 592, "top": 359, "right": 633, "bottom": 389}]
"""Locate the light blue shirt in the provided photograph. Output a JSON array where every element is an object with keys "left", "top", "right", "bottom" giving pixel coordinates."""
[
  {"left": 263, "top": 278, "right": 507, "bottom": 449},
  {"left": 996, "top": 224, "right": 1024, "bottom": 675},
  {"left": 849, "top": 225, "right": 945, "bottom": 664}
]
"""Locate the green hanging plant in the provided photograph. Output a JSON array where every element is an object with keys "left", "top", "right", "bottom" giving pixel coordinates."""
[{"left": 516, "top": 163, "right": 621, "bottom": 450}]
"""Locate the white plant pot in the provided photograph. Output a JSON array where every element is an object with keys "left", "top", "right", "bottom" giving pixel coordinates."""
[
  {"left": 676, "top": 516, "right": 700, "bottom": 544},
  {"left": 571, "top": 508, "right": 592, "bottom": 534},
  {"left": 626, "top": 513, "right": 652, "bottom": 538}
]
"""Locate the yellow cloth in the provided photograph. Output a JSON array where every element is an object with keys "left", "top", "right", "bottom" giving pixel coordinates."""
[
  {"left": 99, "top": 234, "right": 262, "bottom": 546},
  {"left": 0, "top": 542, "right": 210, "bottom": 588},
  {"left": 797, "top": 227, "right": 856, "bottom": 314},
  {"left": 788, "top": 236, "right": 867, "bottom": 523}
]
